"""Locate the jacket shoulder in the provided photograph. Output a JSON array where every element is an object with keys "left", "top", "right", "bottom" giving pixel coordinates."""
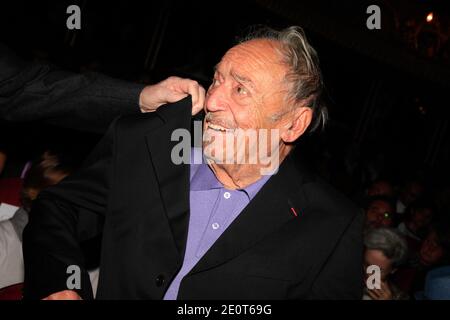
[
  {"left": 288, "top": 158, "right": 361, "bottom": 221},
  {"left": 302, "top": 178, "right": 362, "bottom": 220}
]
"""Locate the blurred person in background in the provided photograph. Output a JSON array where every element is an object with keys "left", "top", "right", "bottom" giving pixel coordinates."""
[
  {"left": 363, "top": 227, "right": 409, "bottom": 300},
  {"left": 0, "top": 147, "right": 26, "bottom": 210},
  {"left": 364, "top": 196, "right": 396, "bottom": 229},
  {"left": 414, "top": 265, "right": 450, "bottom": 300},
  {"left": 0, "top": 151, "right": 72, "bottom": 296},
  {"left": 393, "top": 220, "right": 450, "bottom": 295},
  {"left": 397, "top": 198, "right": 435, "bottom": 255},
  {"left": 396, "top": 179, "right": 425, "bottom": 215},
  {"left": 367, "top": 179, "right": 396, "bottom": 198}
]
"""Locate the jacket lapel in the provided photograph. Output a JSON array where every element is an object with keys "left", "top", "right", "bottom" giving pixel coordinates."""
[
  {"left": 189, "top": 153, "right": 312, "bottom": 275},
  {"left": 144, "top": 97, "right": 192, "bottom": 261}
]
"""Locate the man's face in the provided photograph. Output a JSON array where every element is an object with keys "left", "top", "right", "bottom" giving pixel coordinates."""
[{"left": 203, "top": 39, "right": 290, "bottom": 170}]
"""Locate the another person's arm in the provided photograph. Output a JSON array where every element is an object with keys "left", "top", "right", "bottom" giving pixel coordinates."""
[{"left": 0, "top": 43, "right": 204, "bottom": 132}]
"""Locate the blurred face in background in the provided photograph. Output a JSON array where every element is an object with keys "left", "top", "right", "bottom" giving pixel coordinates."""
[
  {"left": 365, "top": 199, "right": 394, "bottom": 229},
  {"left": 25, "top": 169, "right": 69, "bottom": 202},
  {"left": 400, "top": 181, "right": 424, "bottom": 206},
  {"left": 419, "top": 231, "right": 444, "bottom": 266},
  {"left": 410, "top": 207, "right": 433, "bottom": 230},
  {"left": 21, "top": 151, "right": 72, "bottom": 211},
  {"left": 364, "top": 249, "right": 394, "bottom": 282}
]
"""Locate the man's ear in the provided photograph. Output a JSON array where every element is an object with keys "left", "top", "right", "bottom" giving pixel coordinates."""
[{"left": 280, "top": 107, "right": 313, "bottom": 143}]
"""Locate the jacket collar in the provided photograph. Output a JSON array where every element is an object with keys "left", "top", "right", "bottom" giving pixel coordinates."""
[{"left": 188, "top": 152, "right": 312, "bottom": 274}]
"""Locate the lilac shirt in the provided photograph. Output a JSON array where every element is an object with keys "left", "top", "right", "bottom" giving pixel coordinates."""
[{"left": 163, "top": 150, "right": 271, "bottom": 300}]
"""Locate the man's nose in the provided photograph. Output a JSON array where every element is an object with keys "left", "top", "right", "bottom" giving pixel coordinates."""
[{"left": 205, "top": 86, "right": 228, "bottom": 112}]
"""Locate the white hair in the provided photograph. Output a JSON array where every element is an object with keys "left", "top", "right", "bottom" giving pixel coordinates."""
[
  {"left": 240, "top": 26, "right": 328, "bottom": 133},
  {"left": 364, "top": 228, "right": 409, "bottom": 268}
]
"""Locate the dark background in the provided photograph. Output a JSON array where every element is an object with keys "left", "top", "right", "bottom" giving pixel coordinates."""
[{"left": 0, "top": 0, "right": 449, "bottom": 198}]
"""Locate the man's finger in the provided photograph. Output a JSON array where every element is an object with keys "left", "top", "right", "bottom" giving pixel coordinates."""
[
  {"left": 139, "top": 76, "right": 204, "bottom": 113},
  {"left": 167, "top": 91, "right": 188, "bottom": 103},
  {"left": 192, "top": 85, "right": 206, "bottom": 115},
  {"left": 186, "top": 80, "right": 200, "bottom": 103},
  {"left": 177, "top": 79, "right": 205, "bottom": 116}
]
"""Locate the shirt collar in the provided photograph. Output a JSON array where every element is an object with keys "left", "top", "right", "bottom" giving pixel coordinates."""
[
  {"left": 190, "top": 162, "right": 222, "bottom": 191},
  {"left": 190, "top": 149, "right": 272, "bottom": 201}
]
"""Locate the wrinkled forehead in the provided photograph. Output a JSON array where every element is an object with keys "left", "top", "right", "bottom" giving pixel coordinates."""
[{"left": 218, "top": 39, "right": 287, "bottom": 87}]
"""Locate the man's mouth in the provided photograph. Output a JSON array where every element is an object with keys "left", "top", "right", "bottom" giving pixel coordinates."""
[{"left": 206, "top": 122, "right": 235, "bottom": 133}]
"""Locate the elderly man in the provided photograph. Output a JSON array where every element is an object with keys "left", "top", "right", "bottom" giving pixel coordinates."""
[{"left": 23, "top": 26, "right": 363, "bottom": 300}]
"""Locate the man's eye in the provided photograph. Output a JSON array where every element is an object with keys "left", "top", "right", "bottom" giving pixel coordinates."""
[{"left": 236, "top": 86, "right": 248, "bottom": 95}]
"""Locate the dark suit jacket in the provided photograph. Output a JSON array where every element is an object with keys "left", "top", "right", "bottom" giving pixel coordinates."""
[
  {"left": 23, "top": 97, "right": 364, "bottom": 300},
  {"left": 0, "top": 43, "right": 144, "bottom": 132}
]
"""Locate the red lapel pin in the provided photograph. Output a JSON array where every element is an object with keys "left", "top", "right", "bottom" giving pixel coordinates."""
[{"left": 288, "top": 199, "right": 298, "bottom": 217}]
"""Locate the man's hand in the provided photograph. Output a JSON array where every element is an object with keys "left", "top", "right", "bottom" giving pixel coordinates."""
[
  {"left": 139, "top": 76, "right": 205, "bottom": 115},
  {"left": 43, "top": 290, "right": 82, "bottom": 300}
]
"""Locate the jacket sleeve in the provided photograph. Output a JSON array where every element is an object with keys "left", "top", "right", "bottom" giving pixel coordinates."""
[
  {"left": 307, "top": 210, "right": 365, "bottom": 300},
  {"left": 0, "top": 43, "right": 144, "bottom": 133},
  {"left": 22, "top": 117, "right": 118, "bottom": 300}
]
